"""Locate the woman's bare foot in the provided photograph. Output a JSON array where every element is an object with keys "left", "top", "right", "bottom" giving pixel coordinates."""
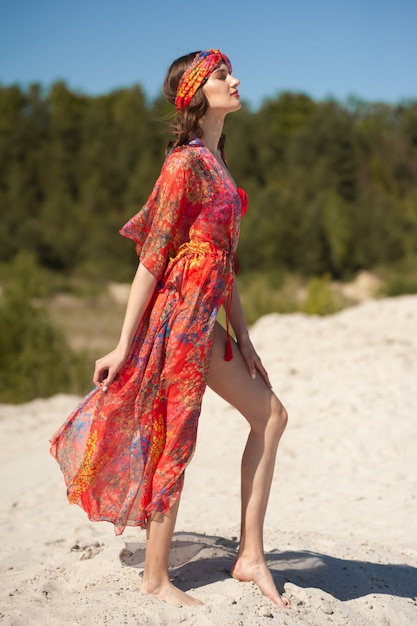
[
  {"left": 231, "top": 556, "right": 290, "bottom": 609},
  {"left": 140, "top": 579, "right": 203, "bottom": 607}
]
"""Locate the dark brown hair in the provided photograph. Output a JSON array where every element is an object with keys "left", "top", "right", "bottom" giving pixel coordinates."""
[{"left": 163, "top": 51, "right": 226, "bottom": 156}]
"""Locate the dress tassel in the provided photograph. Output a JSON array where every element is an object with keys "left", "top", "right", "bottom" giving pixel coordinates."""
[{"left": 224, "top": 335, "right": 233, "bottom": 361}]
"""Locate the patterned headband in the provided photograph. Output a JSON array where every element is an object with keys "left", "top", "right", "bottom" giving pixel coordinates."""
[{"left": 175, "top": 49, "right": 232, "bottom": 111}]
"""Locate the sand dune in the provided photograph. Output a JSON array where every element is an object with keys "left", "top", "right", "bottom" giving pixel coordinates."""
[{"left": 1, "top": 295, "right": 416, "bottom": 625}]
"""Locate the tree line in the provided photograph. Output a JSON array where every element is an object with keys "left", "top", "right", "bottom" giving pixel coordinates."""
[
  {"left": 1, "top": 81, "right": 417, "bottom": 282},
  {"left": 1, "top": 82, "right": 417, "bottom": 402}
]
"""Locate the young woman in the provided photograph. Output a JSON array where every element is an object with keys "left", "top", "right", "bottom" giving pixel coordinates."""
[{"left": 50, "top": 49, "right": 289, "bottom": 609}]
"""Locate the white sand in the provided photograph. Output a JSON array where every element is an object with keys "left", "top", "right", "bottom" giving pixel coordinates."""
[{"left": 1, "top": 295, "right": 416, "bottom": 625}]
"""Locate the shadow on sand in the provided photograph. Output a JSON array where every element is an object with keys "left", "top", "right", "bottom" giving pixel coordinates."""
[{"left": 120, "top": 531, "right": 417, "bottom": 602}]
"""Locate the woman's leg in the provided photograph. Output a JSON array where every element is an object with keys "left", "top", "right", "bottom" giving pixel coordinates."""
[
  {"left": 139, "top": 342, "right": 206, "bottom": 607},
  {"left": 207, "top": 322, "right": 290, "bottom": 608},
  {"left": 140, "top": 497, "right": 203, "bottom": 606}
]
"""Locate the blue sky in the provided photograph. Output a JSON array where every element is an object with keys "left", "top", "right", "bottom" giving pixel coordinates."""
[{"left": 1, "top": 0, "right": 416, "bottom": 109}]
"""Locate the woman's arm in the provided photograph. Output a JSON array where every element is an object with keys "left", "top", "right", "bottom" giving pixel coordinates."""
[
  {"left": 228, "top": 276, "right": 272, "bottom": 388},
  {"left": 93, "top": 263, "right": 157, "bottom": 391}
]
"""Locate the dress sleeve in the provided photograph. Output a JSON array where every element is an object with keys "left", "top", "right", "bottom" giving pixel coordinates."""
[{"left": 119, "top": 151, "right": 190, "bottom": 282}]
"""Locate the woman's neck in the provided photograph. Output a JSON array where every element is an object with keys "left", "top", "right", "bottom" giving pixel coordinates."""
[{"left": 200, "top": 113, "right": 225, "bottom": 155}]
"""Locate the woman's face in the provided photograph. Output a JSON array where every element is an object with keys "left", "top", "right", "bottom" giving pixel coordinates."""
[{"left": 202, "top": 63, "right": 241, "bottom": 114}]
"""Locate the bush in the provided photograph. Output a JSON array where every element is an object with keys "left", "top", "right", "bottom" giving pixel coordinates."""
[
  {"left": 383, "top": 275, "right": 417, "bottom": 297},
  {"left": 0, "top": 253, "right": 89, "bottom": 403},
  {"left": 378, "top": 258, "right": 417, "bottom": 297},
  {"left": 237, "top": 271, "right": 301, "bottom": 325},
  {"left": 301, "top": 274, "right": 350, "bottom": 316}
]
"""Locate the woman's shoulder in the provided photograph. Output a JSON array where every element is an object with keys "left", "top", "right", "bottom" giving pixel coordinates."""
[
  {"left": 166, "top": 138, "right": 204, "bottom": 159},
  {"left": 163, "top": 140, "right": 207, "bottom": 176}
]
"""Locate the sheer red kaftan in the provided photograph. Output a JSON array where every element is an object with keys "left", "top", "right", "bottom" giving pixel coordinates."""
[{"left": 50, "top": 138, "right": 247, "bottom": 535}]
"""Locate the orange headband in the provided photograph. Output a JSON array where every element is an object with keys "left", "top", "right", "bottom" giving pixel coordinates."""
[{"left": 175, "top": 49, "right": 232, "bottom": 111}]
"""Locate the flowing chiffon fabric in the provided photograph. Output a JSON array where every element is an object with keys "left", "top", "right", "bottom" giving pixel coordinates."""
[{"left": 50, "top": 138, "right": 247, "bottom": 535}]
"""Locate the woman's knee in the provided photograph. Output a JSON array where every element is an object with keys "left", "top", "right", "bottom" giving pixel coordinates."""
[
  {"left": 248, "top": 394, "right": 288, "bottom": 437},
  {"left": 270, "top": 396, "right": 288, "bottom": 435}
]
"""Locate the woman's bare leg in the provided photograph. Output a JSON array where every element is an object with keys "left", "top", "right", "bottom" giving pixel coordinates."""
[
  {"left": 140, "top": 498, "right": 203, "bottom": 606},
  {"left": 208, "top": 322, "right": 290, "bottom": 608}
]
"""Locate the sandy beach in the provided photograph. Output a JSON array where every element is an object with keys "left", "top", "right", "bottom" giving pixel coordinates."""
[{"left": 1, "top": 295, "right": 416, "bottom": 625}]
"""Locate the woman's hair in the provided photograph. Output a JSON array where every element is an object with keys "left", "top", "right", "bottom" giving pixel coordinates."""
[{"left": 163, "top": 51, "right": 226, "bottom": 155}]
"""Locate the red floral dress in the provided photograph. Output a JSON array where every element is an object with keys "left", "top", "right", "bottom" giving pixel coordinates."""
[{"left": 50, "top": 138, "right": 248, "bottom": 535}]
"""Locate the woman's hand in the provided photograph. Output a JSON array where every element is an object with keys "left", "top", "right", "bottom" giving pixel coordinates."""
[
  {"left": 92, "top": 263, "right": 157, "bottom": 393},
  {"left": 226, "top": 276, "right": 271, "bottom": 388},
  {"left": 93, "top": 346, "right": 128, "bottom": 392},
  {"left": 237, "top": 336, "right": 272, "bottom": 388}
]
